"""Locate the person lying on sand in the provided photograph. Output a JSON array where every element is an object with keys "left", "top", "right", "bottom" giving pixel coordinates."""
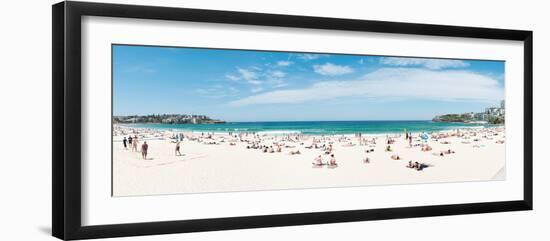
[
  {"left": 289, "top": 150, "right": 301, "bottom": 155},
  {"left": 385, "top": 145, "right": 392, "bottom": 152},
  {"left": 416, "top": 163, "right": 428, "bottom": 171},
  {"left": 391, "top": 154, "right": 401, "bottom": 160},
  {"left": 365, "top": 149, "right": 374, "bottom": 153},
  {"left": 406, "top": 161, "right": 425, "bottom": 170},
  {"left": 407, "top": 161, "right": 430, "bottom": 171},
  {"left": 342, "top": 142, "right": 355, "bottom": 147},
  {"left": 421, "top": 145, "right": 432, "bottom": 152}
]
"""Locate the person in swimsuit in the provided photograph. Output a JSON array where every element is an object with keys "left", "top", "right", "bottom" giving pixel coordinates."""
[
  {"left": 329, "top": 154, "right": 337, "bottom": 166},
  {"left": 313, "top": 155, "right": 323, "bottom": 166},
  {"left": 132, "top": 135, "right": 139, "bottom": 152},
  {"left": 141, "top": 141, "right": 148, "bottom": 160},
  {"left": 122, "top": 137, "right": 127, "bottom": 149},
  {"left": 175, "top": 141, "right": 181, "bottom": 156}
]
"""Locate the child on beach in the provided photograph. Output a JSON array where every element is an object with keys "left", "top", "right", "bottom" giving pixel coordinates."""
[
  {"left": 141, "top": 141, "right": 148, "bottom": 160},
  {"left": 329, "top": 154, "right": 337, "bottom": 166}
]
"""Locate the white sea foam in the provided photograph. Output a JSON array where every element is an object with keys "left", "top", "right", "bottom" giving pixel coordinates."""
[{"left": 256, "top": 130, "right": 302, "bottom": 135}]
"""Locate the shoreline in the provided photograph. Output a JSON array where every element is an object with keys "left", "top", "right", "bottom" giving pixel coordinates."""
[{"left": 114, "top": 123, "right": 504, "bottom": 139}]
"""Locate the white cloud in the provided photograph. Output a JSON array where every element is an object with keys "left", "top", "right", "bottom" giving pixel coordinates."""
[
  {"left": 238, "top": 68, "right": 258, "bottom": 81},
  {"left": 277, "top": 61, "right": 293, "bottom": 66},
  {"left": 229, "top": 68, "right": 502, "bottom": 106},
  {"left": 380, "top": 57, "right": 469, "bottom": 70},
  {"left": 228, "top": 86, "right": 239, "bottom": 94},
  {"left": 195, "top": 85, "right": 239, "bottom": 99},
  {"left": 269, "top": 70, "right": 286, "bottom": 78},
  {"left": 225, "top": 74, "right": 241, "bottom": 81},
  {"left": 228, "top": 66, "right": 289, "bottom": 89},
  {"left": 247, "top": 80, "right": 262, "bottom": 85},
  {"left": 234, "top": 68, "right": 263, "bottom": 85},
  {"left": 267, "top": 79, "right": 288, "bottom": 88},
  {"left": 251, "top": 87, "right": 264, "bottom": 93},
  {"left": 313, "top": 63, "right": 354, "bottom": 76},
  {"left": 296, "top": 54, "right": 329, "bottom": 60}
]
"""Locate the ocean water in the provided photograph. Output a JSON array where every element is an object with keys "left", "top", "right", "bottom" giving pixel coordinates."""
[{"left": 123, "top": 121, "right": 499, "bottom": 136}]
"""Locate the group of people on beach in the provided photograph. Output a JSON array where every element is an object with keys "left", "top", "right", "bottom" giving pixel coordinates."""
[
  {"left": 122, "top": 135, "right": 148, "bottom": 160},
  {"left": 406, "top": 161, "right": 428, "bottom": 171},
  {"left": 312, "top": 154, "right": 338, "bottom": 167},
  {"left": 115, "top": 125, "right": 504, "bottom": 175}
]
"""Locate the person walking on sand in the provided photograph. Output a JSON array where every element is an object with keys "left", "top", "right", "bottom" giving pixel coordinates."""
[
  {"left": 132, "top": 135, "right": 139, "bottom": 152},
  {"left": 141, "top": 141, "right": 148, "bottom": 160},
  {"left": 175, "top": 141, "right": 182, "bottom": 156},
  {"left": 123, "top": 137, "right": 128, "bottom": 150}
]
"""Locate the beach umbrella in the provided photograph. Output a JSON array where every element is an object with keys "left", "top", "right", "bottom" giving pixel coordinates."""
[{"left": 421, "top": 132, "right": 429, "bottom": 142}]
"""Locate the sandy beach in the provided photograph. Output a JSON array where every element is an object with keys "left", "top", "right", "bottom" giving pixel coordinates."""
[{"left": 112, "top": 125, "right": 505, "bottom": 196}]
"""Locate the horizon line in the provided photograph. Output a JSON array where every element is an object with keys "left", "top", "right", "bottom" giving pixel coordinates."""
[{"left": 115, "top": 119, "right": 434, "bottom": 123}]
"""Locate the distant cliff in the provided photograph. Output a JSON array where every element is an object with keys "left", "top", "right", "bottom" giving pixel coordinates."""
[
  {"left": 113, "top": 114, "right": 225, "bottom": 124},
  {"left": 432, "top": 102, "right": 505, "bottom": 125},
  {"left": 432, "top": 114, "right": 471, "bottom": 123},
  {"left": 433, "top": 113, "right": 504, "bottom": 124}
]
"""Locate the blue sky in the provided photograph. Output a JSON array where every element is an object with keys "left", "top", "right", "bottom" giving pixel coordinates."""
[{"left": 113, "top": 45, "right": 505, "bottom": 122}]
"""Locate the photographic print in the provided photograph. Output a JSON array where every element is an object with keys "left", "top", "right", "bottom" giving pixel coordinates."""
[{"left": 112, "top": 44, "right": 506, "bottom": 197}]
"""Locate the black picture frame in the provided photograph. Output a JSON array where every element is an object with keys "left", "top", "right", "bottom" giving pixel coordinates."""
[{"left": 52, "top": 1, "right": 533, "bottom": 240}]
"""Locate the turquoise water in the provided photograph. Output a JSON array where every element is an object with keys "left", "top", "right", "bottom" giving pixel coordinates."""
[{"left": 123, "top": 121, "right": 498, "bottom": 136}]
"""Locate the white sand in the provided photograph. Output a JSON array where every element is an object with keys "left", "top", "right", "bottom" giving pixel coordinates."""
[{"left": 112, "top": 126, "right": 505, "bottom": 196}]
